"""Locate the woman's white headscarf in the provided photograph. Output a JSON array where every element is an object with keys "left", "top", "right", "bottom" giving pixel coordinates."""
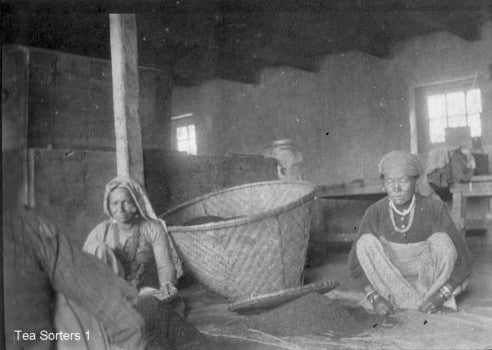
[
  {"left": 104, "top": 176, "right": 183, "bottom": 279},
  {"left": 378, "top": 150, "right": 436, "bottom": 198}
]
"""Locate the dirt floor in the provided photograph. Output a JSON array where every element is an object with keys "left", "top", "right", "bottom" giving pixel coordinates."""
[{"left": 179, "top": 227, "right": 492, "bottom": 349}]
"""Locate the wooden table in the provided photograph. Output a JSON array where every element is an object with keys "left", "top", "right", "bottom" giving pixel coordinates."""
[
  {"left": 317, "top": 176, "right": 492, "bottom": 241},
  {"left": 317, "top": 183, "right": 385, "bottom": 199},
  {"left": 315, "top": 184, "right": 386, "bottom": 242},
  {"left": 450, "top": 175, "right": 492, "bottom": 234}
]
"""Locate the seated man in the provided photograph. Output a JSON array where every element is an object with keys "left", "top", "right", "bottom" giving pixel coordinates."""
[{"left": 348, "top": 151, "right": 472, "bottom": 315}]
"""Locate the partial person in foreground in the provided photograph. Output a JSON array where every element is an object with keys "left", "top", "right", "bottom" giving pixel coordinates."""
[
  {"left": 83, "top": 176, "right": 183, "bottom": 298},
  {"left": 3, "top": 129, "right": 145, "bottom": 349},
  {"left": 348, "top": 150, "right": 472, "bottom": 315}
]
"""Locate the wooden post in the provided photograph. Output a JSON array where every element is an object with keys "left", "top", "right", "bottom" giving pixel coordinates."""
[
  {"left": 109, "top": 14, "right": 144, "bottom": 185},
  {"left": 2, "top": 45, "right": 32, "bottom": 207},
  {"left": 451, "top": 191, "right": 466, "bottom": 237},
  {"left": 408, "top": 87, "right": 418, "bottom": 154}
]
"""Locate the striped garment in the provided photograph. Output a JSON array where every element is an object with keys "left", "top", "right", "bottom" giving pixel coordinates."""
[{"left": 3, "top": 203, "right": 145, "bottom": 349}]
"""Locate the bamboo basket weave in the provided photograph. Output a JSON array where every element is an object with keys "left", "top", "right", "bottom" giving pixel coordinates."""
[{"left": 160, "top": 181, "right": 316, "bottom": 299}]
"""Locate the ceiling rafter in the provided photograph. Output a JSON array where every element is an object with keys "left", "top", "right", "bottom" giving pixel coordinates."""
[{"left": 2, "top": 1, "right": 489, "bottom": 85}]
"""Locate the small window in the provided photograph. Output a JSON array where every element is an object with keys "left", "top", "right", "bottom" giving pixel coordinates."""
[
  {"left": 427, "top": 87, "right": 482, "bottom": 143},
  {"left": 172, "top": 113, "right": 197, "bottom": 155},
  {"left": 176, "top": 124, "right": 197, "bottom": 155}
]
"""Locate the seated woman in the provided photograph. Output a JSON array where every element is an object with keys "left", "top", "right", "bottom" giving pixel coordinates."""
[
  {"left": 84, "top": 176, "right": 183, "bottom": 297},
  {"left": 348, "top": 151, "right": 472, "bottom": 315}
]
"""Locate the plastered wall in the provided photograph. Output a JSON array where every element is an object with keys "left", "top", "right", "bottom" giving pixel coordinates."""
[
  {"left": 173, "top": 53, "right": 409, "bottom": 186},
  {"left": 172, "top": 21, "right": 492, "bottom": 234},
  {"left": 173, "top": 21, "right": 492, "bottom": 186},
  {"left": 26, "top": 45, "right": 173, "bottom": 150},
  {"left": 392, "top": 21, "right": 492, "bottom": 225}
]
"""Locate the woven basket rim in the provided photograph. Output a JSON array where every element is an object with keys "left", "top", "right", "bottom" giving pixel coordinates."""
[{"left": 160, "top": 180, "right": 316, "bottom": 232}]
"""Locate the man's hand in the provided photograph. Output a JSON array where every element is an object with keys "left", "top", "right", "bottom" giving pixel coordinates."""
[{"left": 418, "top": 291, "right": 447, "bottom": 313}]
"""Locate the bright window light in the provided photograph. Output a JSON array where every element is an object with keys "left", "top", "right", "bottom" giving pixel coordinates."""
[
  {"left": 427, "top": 87, "right": 482, "bottom": 143},
  {"left": 427, "top": 95, "right": 446, "bottom": 119},
  {"left": 446, "top": 92, "right": 465, "bottom": 116},
  {"left": 466, "top": 89, "right": 482, "bottom": 114},
  {"left": 176, "top": 124, "right": 197, "bottom": 155}
]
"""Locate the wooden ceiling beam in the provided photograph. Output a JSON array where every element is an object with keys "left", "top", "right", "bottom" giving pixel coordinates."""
[{"left": 12, "top": 0, "right": 487, "bottom": 14}]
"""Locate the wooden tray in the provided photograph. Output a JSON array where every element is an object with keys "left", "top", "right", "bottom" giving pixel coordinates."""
[{"left": 227, "top": 280, "right": 339, "bottom": 313}]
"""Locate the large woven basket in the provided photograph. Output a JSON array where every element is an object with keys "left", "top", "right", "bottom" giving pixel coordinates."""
[{"left": 160, "top": 181, "right": 316, "bottom": 299}]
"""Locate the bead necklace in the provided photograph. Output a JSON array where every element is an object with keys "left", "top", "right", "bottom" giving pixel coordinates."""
[
  {"left": 388, "top": 194, "right": 416, "bottom": 234},
  {"left": 389, "top": 194, "right": 415, "bottom": 216}
]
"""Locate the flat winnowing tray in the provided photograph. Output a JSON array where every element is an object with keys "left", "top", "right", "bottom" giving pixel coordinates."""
[{"left": 227, "top": 280, "right": 339, "bottom": 313}]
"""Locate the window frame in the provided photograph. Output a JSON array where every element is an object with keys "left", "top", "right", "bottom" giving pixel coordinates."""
[
  {"left": 171, "top": 113, "right": 197, "bottom": 155},
  {"left": 417, "top": 79, "right": 483, "bottom": 149}
]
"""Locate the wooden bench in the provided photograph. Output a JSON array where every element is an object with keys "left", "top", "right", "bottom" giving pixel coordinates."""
[
  {"left": 317, "top": 176, "right": 492, "bottom": 242},
  {"left": 450, "top": 175, "right": 492, "bottom": 235},
  {"left": 316, "top": 184, "right": 386, "bottom": 242}
]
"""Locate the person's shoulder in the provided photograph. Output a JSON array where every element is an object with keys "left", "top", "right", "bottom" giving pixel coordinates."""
[
  {"left": 418, "top": 194, "right": 447, "bottom": 211},
  {"left": 139, "top": 219, "right": 165, "bottom": 234},
  {"left": 138, "top": 219, "right": 167, "bottom": 244},
  {"left": 366, "top": 197, "right": 388, "bottom": 213},
  {"left": 88, "top": 220, "right": 112, "bottom": 237}
]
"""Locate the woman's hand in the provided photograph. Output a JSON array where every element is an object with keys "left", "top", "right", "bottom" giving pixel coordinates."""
[
  {"left": 139, "top": 282, "right": 178, "bottom": 301},
  {"left": 418, "top": 292, "right": 447, "bottom": 313},
  {"left": 419, "top": 283, "right": 454, "bottom": 313},
  {"left": 367, "top": 291, "right": 394, "bottom": 316},
  {"left": 155, "top": 281, "right": 177, "bottom": 300}
]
